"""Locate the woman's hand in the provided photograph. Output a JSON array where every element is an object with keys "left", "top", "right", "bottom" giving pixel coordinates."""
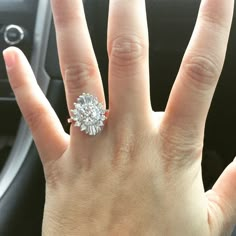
[{"left": 3, "top": 0, "right": 236, "bottom": 235}]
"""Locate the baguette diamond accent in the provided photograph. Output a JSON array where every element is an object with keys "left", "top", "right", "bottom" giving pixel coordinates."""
[{"left": 70, "top": 93, "right": 106, "bottom": 136}]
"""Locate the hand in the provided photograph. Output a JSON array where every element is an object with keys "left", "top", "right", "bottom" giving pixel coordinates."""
[{"left": 3, "top": 0, "right": 236, "bottom": 235}]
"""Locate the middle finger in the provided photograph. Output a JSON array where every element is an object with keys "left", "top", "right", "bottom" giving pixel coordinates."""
[{"left": 108, "top": 0, "right": 152, "bottom": 124}]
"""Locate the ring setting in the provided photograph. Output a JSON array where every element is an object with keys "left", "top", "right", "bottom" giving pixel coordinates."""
[{"left": 69, "top": 93, "right": 106, "bottom": 136}]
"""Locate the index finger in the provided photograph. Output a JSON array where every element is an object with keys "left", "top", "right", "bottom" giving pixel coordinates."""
[{"left": 162, "top": 0, "right": 234, "bottom": 144}]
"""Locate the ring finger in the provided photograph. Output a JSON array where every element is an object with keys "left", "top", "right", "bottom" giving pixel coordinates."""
[
  {"left": 107, "top": 0, "right": 152, "bottom": 126},
  {"left": 51, "top": 0, "right": 105, "bottom": 137}
]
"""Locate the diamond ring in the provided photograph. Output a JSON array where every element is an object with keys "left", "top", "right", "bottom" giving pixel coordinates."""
[{"left": 68, "top": 93, "right": 106, "bottom": 136}]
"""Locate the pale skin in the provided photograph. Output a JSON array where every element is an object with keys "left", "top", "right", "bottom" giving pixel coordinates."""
[{"left": 2, "top": 0, "right": 236, "bottom": 235}]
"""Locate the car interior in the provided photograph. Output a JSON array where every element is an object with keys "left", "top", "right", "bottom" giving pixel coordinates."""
[{"left": 0, "top": 0, "right": 235, "bottom": 235}]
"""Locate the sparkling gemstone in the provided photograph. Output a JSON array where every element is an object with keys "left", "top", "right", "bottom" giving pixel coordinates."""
[{"left": 70, "top": 93, "right": 107, "bottom": 135}]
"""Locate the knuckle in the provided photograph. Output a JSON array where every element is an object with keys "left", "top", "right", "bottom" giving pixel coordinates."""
[
  {"left": 44, "top": 161, "right": 65, "bottom": 188},
  {"left": 201, "top": 11, "right": 229, "bottom": 34},
  {"left": 183, "top": 54, "right": 221, "bottom": 90},
  {"left": 113, "top": 137, "right": 136, "bottom": 162},
  {"left": 64, "top": 62, "right": 97, "bottom": 94},
  {"left": 52, "top": 1, "right": 83, "bottom": 27},
  {"left": 24, "top": 106, "right": 47, "bottom": 132},
  {"left": 108, "top": 34, "right": 147, "bottom": 67},
  {"left": 206, "top": 190, "right": 234, "bottom": 234},
  {"left": 158, "top": 123, "right": 203, "bottom": 168},
  {"left": 10, "top": 80, "right": 25, "bottom": 92},
  {"left": 111, "top": 130, "right": 137, "bottom": 163}
]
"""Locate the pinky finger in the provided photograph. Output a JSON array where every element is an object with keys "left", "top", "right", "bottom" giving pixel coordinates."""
[{"left": 3, "top": 47, "right": 69, "bottom": 164}]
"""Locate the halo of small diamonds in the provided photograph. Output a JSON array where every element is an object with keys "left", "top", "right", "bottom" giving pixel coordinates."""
[{"left": 70, "top": 93, "right": 106, "bottom": 136}]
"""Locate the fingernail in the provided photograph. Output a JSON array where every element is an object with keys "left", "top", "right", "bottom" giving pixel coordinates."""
[{"left": 3, "top": 48, "right": 15, "bottom": 70}]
